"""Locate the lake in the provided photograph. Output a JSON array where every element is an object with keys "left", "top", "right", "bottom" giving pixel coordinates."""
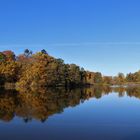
[{"left": 1, "top": 86, "right": 140, "bottom": 140}]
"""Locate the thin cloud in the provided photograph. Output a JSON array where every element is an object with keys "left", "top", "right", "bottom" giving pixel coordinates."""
[
  {"left": 47, "top": 42, "right": 140, "bottom": 47},
  {"left": 0, "top": 42, "right": 140, "bottom": 49}
]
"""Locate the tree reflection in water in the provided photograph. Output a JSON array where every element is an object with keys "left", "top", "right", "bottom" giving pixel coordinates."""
[{"left": 0, "top": 86, "right": 140, "bottom": 123}]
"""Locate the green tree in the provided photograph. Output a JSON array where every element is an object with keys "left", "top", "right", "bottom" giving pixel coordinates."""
[{"left": 94, "top": 72, "right": 103, "bottom": 83}]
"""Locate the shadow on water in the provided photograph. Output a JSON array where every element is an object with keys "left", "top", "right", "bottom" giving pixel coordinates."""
[{"left": 0, "top": 85, "right": 140, "bottom": 123}]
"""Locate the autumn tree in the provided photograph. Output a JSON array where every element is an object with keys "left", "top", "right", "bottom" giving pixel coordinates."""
[
  {"left": 94, "top": 72, "right": 103, "bottom": 83},
  {"left": 0, "top": 51, "right": 20, "bottom": 84},
  {"left": 86, "top": 72, "right": 95, "bottom": 85},
  {"left": 103, "top": 76, "right": 113, "bottom": 85},
  {"left": 17, "top": 52, "right": 50, "bottom": 87},
  {"left": 0, "top": 52, "right": 6, "bottom": 62},
  {"left": 118, "top": 73, "right": 125, "bottom": 84},
  {"left": 2, "top": 50, "right": 16, "bottom": 61}
]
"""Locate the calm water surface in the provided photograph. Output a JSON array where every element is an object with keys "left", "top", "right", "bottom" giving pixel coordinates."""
[{"left": 1, "top": 86, "right": 140, "bottom": 140}]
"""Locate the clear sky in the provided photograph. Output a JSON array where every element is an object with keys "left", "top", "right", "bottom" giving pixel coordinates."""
[{"left": 0, "top": 0, "right": 140, "bottom": 76}]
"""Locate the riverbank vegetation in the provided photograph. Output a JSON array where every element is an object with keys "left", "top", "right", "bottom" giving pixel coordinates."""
[{"left": 0, "top": 49, "right": 140, "bottom": 88}]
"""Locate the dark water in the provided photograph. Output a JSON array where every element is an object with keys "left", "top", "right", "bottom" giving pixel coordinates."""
[{"left": 1, "top": 86, "right": 140, "bottom": 140}]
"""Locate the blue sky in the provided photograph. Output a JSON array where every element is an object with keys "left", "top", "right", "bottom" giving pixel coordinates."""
[{"left": 0, "top": 0, "right": 140, "bottom": 76}]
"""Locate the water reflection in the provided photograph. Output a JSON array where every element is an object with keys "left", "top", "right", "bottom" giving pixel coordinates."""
[{"left": 0, "top": 86, "right": 140, "bottom": 123}]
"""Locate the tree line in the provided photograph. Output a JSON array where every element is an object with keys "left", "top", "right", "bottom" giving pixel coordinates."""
[{"left": 0, "top": 49, "right": 139, "bottom": 88}]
